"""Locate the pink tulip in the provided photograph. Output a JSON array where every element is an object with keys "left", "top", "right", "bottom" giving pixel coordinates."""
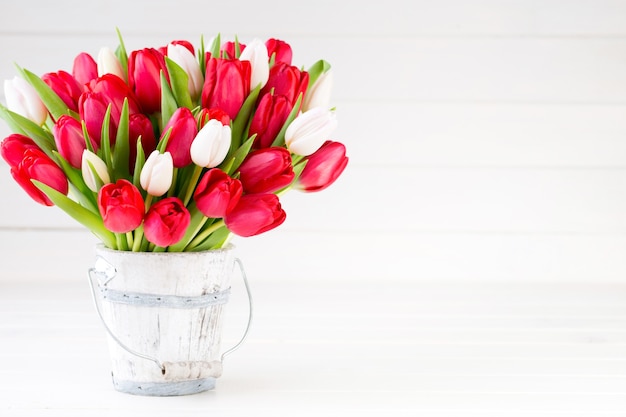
[
  {"left": 0, "top": 134, "right": 40, "bottom": 167},
  {"left": 10, "top": 148, "right": 68, "bottom": 206},
  {"left": 265, "top": 39, "right": 292, "bottom": 65},
  {"left": 98, "top": 179, "right": 144, "bottom": 233},
  {"left": 86, "top": 74, "right": 142, "bottom": 119},
  {"left": 194, "top": 168, "right": 243, "bottom": 218},
  {"left": 162, "top": 107, "right": 198, "bottom": 167},
  {"left": 221, "top": 41, "right": 245, "bottom": 59},
  {"left": 42, "top": 70, "right": 83, "bottom": 113},
  {"left": 143, "top": 197, "right": 190, "bottom": 247},
  {"left": 297, "top": 141, "right": 348, "bottom": 192},
  {"left": 237, "top": 147, "right": 294, "bottom": 194},
  {"left": 201, "top": 56, "right": 251, "bottom": 120},
  {"left": 72, "top": 52, "right": 98, "bottom": 87},
  {"left": 53, "top": 115, "right": 91, "bottom": 168},
  {"left": 128, "top": 48, "right": 169, "bottom": 114},
  {"left": 78, "top": 91, "right": 110, "bottom": 148},
  {"left": 249, "top": 93, "right": 291, "bottom": 148},
  {"left": 224, "top": 193, "right": 286, "bottom": 237}
]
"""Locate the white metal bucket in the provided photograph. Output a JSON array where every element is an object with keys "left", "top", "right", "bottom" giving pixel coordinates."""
[{"left": 88, "top": 244, "right": 252, "bottom": 396}]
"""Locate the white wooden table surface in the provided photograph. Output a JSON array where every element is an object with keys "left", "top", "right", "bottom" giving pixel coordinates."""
[{"left": 1, "top": 278, "right": 625, "bottom": 416}]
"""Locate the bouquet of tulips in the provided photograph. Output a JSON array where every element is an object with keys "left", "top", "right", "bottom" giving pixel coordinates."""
[{"left": 0, "top": 30, "right": 348, "bottom": 252}]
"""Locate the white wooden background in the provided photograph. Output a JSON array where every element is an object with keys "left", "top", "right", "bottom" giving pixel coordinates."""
[{"left": 2, "top": 0, "right": 626, "bottom": 284}]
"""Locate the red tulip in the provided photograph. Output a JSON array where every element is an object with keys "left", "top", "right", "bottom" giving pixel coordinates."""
[
  {"left": 128, "top": 48, "right": 169, "bottom": 114},
  {"left": 128, "top": 113, "right": 157, "bottom": 170},
  {"left": 143, "top": 197, "right": 190, "bottom": 247},
  {"left": 249, "top": 93, "right": 291, "bottom": 148},
  {"left": 53, "top": 115, "right": 91, "bottom": 168},
  {"left": 162, "top": 107, "right": 198, "bottom": 167},
  {"left": 197, "top": 107, "right": 230, "bottom": 128},
  {"left": 237, "top": 147, "right": 294, "bottom": 194},
  {"left": 201, "top": 56, "right": 251, "bottom": 120},
  {"left": 225, "top": 193, "right": 286, "bottom": 237},
  {"left": 42, "top": 70, "right": 83, "bottom": 113},
  {"left": 78, "top": 91, "right": 110, "bottom": 148},
  {"left": 10, "top": 148, "right": 68, "bottom": 206},
  {"left": 221, "top": 41, "right": 245, "bottom": 59},
  {"left": 72, "top": 52, "right": 98, "bottom": 88},
  {"left": 265, "top": 39, "right": 292, "bottom": 65},
  {"left": 86, "top": 74, "right": 142, "bottom": 119},
  {"left": 0, "top": 134, "right": 40, "bottom": 167},
  {"left": 297, "top": 141, "right": 348, "bottom": 192},
  {"left": 194, "top": 169, "right": 243, "bottom": 218},
  {"left": 260, "top": 62, "right": 308, "bottom": 110},
  {"left": 98, "top": 179, "right": 144, "bottom": 233}
]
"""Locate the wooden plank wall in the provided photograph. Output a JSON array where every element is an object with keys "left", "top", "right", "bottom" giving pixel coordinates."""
[{"left": 1, "top": 0, "right": 625, "bottom": 283}]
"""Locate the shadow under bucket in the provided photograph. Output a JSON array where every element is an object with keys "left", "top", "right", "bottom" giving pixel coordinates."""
[{"left": 88, "top": 244, "right": 252, "bottom": 396}]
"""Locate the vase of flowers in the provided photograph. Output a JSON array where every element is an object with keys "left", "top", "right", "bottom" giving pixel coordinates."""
[{"left": 0, "top": 30, "right": 349, "bottom": 395}]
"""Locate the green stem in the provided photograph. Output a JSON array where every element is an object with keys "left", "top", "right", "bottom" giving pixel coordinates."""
[
  {"left": 132, "top": 195, "right": 153, "bottom": 252},
  {"left": 185, "top": 220, "right": 225, "bottom": 251},
  {"left": 125, "top": 232, "right": 133, "bottom": 249}
]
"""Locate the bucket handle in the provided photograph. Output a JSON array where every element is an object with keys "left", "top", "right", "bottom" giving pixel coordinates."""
[{"left": 87, "top": 256, "right": 253, "bottom": 373}]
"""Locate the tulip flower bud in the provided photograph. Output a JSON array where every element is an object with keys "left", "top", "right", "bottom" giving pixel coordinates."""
[
  {"left": 237, "top": 147, "right": 294, "bottom": 194},
  {"left": 140, "top": 151, "right": 174, "bottom": 196},
  {"left": 72, "top": 52, "right": 98, "bottom": 87},
  {"left": 129, "top": 48, "right": 169, "bottom": 114},
  {"left": 285, "top": 107, "right": 338, "bottom": 156},
  {"left": 10, "top": 148, "right": 69, "bottom": 206},
  {"left": 98, "top": 179, "right": 144, "bottom": 233},
  {"left": 297, "top": 141, "right": 348, "bottom": 192},
  {"left": 1, "top": 134, "right": 40, "bottom": 168},
  {"left": 265, "top": 39, "right": 292, "bottom": 65},
  {"left": 162, "top": 107, "right": 198, "bottom": 167},
  {"left": 82, "top": 149, "right": 111, "bottom": 192},
  {"left": 4, "top": 76, "right": 48, "bottom": 126},
  {"left": 190, "top": 119, "right": 231, "bottom": 168},
  {"left": 302, "top": 69, "right": 333, "bottom": 112},
  {"left": 261, "top": 62, "right": 309, "bottom": 109},
  {"left": 249, "top": 93, "right": 290, "bottom": 149},
  {"left": 239, "top": 38, "right": 269, "bottom": 89},
  {"left": 167, "top": 43, "right": 204, "bottom": 101},
  {"left": 225, "top": 194, "right": 286, "bottom": 237},
  {"left": 128, "top": 113, "right": 157, "bottom": 172},
  {"left": 194, "top": 168, "right": 243, "bottom": 218},
  {"left": 143, "top": 197, "right": 190, "bottom": 247},
  {"left": 42, "top": 70, "right": 83, "bottom": 113},
  {"left": 53, "top": 115, "right": 89, "bottom": 169},
  {"left": 201, "top": 57, "right": 251, "bottom": 120},
  {"left": 97, "top": 47, "right": 126, "bottom": 80}
]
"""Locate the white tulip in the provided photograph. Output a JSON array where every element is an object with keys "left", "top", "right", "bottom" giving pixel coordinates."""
[
  {"left": 190, "top": 119, "right": 231, "bottom": 168},
  {"left": 239, "top": 38, "right": 269, "bottom": 89},
  {"left": 285, "top": 107, "right": 338, "bottom": 156},
  {"left": 81, "top": 150, "right": 110, "bottom": 192},
  {"left": 4, "top": 76, "right": 48, "bottom": 125},
  {"left": 140, "top": 151, "right": 174, "bottom": 196},
  {"left": 97, "top": 47, "right": 125, "bottom": 80},
  {"left": 302, "top": 70, "right": 333, "bottom": 112},
  {"left": 167, "top": 43, "right": 204, "bottom": 101}
]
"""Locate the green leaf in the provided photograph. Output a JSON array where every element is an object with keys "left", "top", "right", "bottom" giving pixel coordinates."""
[
  {"left": 33, "top": 180, "right": 116, "bottom": 248},
  {"left": 53, "top": 151, "right": 99, "bottom": 213},
  {"left": 160, "top": 71, "right": 177, "bottom": 129},
  {"left": 115, "top": 27, "right": 129, "bottom": 81},
  {"left": 191, "top": 225, "right": 231, "bottom": 251},
  {"left": 222, "top": 135, "right": 255, "bottom": 176},
  {"left": 165, "top": 57, "right": 193, "bottom": 109},
  {"left": 230, "top": 84, "right": 261, "bottom": 152},
  {"left": 112, "top": 99, "right": 130, "bottom": 179},
  {"left": 234, "top": 36, "right": 241, "bottom": 58},
  {"left": 100, "top": 105, "right": 114, "bottom": 177},
  {"left": 132, "top": 138, "right": 146, "bottom": 189},
  {"left": 0, "top": 104, "right": 56, "bottom": 157},
  {"left": 199, "top": 34, "right": 206, "bottom": 75},
  {"left": 272, "top": 93, "right": 303, "bottom": 148},
  {"left": 209, "top": 33, "right": 221, "bottom": 58},
  {"left": 15, "top": 65, "right": 69, "bottom": 121},
  {"left": 307, "top": 59, "right": 332, "bottom": 88}
]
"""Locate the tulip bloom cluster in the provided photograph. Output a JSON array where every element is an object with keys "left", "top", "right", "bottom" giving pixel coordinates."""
[{"left": 0, "top": 31, "right": 348, "bottom": 252}]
